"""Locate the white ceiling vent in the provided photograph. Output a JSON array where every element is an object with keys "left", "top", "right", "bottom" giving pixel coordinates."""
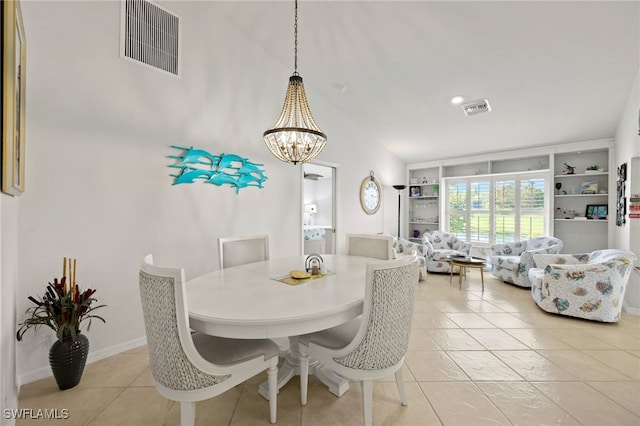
[
  {"left": 121, "top": 0, "right": 180, "bottom": 77},
  {"left": 462, "top": 99, "right": 492, "bottom": 117}
]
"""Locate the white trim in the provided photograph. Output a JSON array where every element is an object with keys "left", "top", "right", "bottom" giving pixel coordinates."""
[
  {"left": 623, "top": 300, "right": 640, "bottom": 316},
  {"left": 18, "top": 336, "right": 147, "bottom": 387},
  {"left": 408, "top": 138, "right": 613, "bottom": 170}
]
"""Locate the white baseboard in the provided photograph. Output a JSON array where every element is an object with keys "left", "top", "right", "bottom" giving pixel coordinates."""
[
  {"left": 18, "top": 336, "right": 147, "bottom": 386},
  {"left": 623, "top": 300, "right": 640, "bottom": 316}
]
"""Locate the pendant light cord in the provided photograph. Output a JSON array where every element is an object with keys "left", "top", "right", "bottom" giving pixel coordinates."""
[{"left": 293, "top": 0, "right": 299, "bottom": 75}]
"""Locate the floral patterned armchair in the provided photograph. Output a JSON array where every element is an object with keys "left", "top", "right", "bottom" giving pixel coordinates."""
[
  {"left": 393, "top": 238, "right": 428, "bottom": 281},
  {"left": 528, "top": 249, "right": 637, "bottom": 322},
  {"left": 421, "top": 231, "right": 472, "bottom": 273},
  {"left": 490, "top": 237, "right": 563, "bottom": 288}
]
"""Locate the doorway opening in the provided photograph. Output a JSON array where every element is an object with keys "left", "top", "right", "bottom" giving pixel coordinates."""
[{"left": 302, "top": 163, "right": 336, "bottom": 254}]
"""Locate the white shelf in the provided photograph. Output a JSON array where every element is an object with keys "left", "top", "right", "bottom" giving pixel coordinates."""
[
  {"left": 554, "top": 172, "right": 608, "bottom": 178},
  {"left": 409, "top": 166, "right": 441, "bottom": 243},
  {"left": 555, "top": 194, "right": 608, "bottom": 198},
  {"left": 553, "top": 149, "right": 610, "bottom": 253},
  {"left": 554, "top": 218, "right": 608, "bottom": 222}
]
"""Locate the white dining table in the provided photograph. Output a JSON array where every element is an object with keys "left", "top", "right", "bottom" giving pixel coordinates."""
[{"left": 187, "top": 254, "right": 374, "bottom": 399}]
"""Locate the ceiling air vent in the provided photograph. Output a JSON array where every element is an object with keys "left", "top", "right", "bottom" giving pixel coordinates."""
[
  {"left": 462, "top": 99, "right": 491, "bottom": 117},
  {"left": 121, "top": 0, "right": 180, "bottom": 76}
]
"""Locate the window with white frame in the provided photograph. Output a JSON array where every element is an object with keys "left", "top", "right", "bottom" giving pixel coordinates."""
[{"left": 444, "top": 171, "right": 549, "bottom": 246}]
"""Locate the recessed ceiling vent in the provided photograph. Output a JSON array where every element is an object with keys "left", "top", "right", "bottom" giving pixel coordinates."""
[
  {"left": 462, "top": 99, "right": 491, "bottom": 117},
  {"left": 121, "top": 0, "right": 180, "bottom": 76}
]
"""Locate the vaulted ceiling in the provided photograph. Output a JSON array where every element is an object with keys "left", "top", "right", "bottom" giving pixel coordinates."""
[{"left": 227, "top": 1, "right": 639, "bottom": 163}]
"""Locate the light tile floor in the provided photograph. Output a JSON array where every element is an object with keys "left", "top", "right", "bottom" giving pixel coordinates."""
[{"left": 17, "top": 271, "right": 640, "bottom": 425}]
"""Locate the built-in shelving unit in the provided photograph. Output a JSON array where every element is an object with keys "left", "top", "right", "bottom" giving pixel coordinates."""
[
  {"left": 405, "top": 141, "right": 612, "bottom": 253},
  {"left": 552, "top": 149, "right": 611, "bottom": 253},
  {"left": 407, "top": 168, "right": 440, "bottom": 242}
]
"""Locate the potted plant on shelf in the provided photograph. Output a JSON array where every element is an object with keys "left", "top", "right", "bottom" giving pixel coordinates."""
[
  {"left": 585, "top": 165, "right": 603, "bottom": 173},
  {"left": 16, "top": 258, "right": 106, "bottom": 390}
]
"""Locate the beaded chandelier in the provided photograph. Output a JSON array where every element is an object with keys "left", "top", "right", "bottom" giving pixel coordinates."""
[{"left": 263, "top": 0, "right": 326, "bottom": 165}]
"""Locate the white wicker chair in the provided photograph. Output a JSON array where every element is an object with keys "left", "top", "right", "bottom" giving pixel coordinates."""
[
  {"left": 217, "top": 234, "right": 289, "bottom": 355},
  {"left": 346, "top": 234, "right": 394, "bottom": 260},
  {"left": 218, "top": 235, "right": 269, "bottom": 269},
  {"left": 139, "top": 255, "right": 278, "bottom": 425},
  {"left": 298, "top": 256, "right": 420, "bottom": 426},
  {"left": 490, "top": 236, "right": 564, "bottom": 287}
]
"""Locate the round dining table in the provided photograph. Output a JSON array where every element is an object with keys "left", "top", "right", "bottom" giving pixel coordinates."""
[{"left": 187, "top": 254, "right": 374, "bottom": 399}]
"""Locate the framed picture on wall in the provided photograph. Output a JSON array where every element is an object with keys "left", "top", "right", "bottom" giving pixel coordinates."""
[
  {"left": 616, "top": 180, "right": 626, "bottom": 226},
  {"left": 620, "top": 163, "right": 627, "bottom": 182},
  {"left": 2, "top": 0, "right": 27, "bottom": 196}
]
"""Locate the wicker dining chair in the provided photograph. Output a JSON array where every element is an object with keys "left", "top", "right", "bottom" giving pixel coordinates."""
[
  {"left": 298, "top": 255, "right": 420, "bottom": 426},
  {"left": 138, "top": 254, "right": 278, "bottom": 425}
]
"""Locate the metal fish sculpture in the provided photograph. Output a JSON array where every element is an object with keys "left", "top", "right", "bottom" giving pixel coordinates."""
[
  {"left": 207, "top": 172, "right": 240, "bottom": 189},
  {"left": 572, "top": 287, "right": 588, "bottom": 296},
  {"left": 596, "top": 281, "right": 613, "bottom": 295},
  {"left": 173, "top": 169, "right": 214, "bottom": 185},
  {"left": 168, "top": 145, "right": 220, "bottom": 166},
  {"left": 552, "top": 297, "right": 570, "bottom": 312},
  {"left": 580, "top": 299, "right": 602, "bottom": 313},
  {"left": 168, "top": 146, "right": 267, "bottom": 193}
]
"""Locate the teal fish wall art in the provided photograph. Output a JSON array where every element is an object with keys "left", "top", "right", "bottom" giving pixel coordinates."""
[{"left": 168, "top": 146, "right": 268, "bottom": 193}]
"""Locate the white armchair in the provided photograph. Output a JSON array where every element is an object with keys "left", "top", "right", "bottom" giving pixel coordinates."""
[
  {"left": 422, "top": 231, "right": 472, "bottom": 273},
  {"left": 490, "top": 236, "right": 563, "bottom": 288},
  {"left": 528, "top": 249, "right": 637, "bottom": 322},
  {"left": 393, "top": 237, "right": 428, "bottom": 281}
]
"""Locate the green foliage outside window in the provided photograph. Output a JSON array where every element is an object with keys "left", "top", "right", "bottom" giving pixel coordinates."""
[{"left": 446, "top": 175, "right": 547, "bottom": 244}]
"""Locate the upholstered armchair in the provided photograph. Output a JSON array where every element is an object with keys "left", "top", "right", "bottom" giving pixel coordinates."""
[
  {"left": 421, "top": 231, "right": 472, "bottom": 273},
  {"left": 393, "top": 237, "right": 428, "bottom": 281},
  {"left": 490, "top": 236, "right": 563, "bottom": 287},
  {"left": 528, "top": 249, "right": 637, "bottom": 322}
]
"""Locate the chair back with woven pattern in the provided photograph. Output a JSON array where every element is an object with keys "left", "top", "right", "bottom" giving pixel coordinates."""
[
  {"left": 334, "top": 256, "right": 419, "bottom": 370},
  {"left": 346, "top": 234, "right": 393, "bottom": 260},
  {"left": 218, "top": 235, "right": 269, "bottom": 269},
  {"left": 139, "top": 255, "right": 228, "bottom": 392}
]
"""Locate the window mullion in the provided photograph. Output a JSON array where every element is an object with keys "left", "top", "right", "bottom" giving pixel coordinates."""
[{"left": 515, "top": 176, "right": 521, "bottom": 241}]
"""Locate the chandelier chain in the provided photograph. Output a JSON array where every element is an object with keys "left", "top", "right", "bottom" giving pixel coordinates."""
[{"left": 294, "top": 0, "right": 298, "bottom": 75}]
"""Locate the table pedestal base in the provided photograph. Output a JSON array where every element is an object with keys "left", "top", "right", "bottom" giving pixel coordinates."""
[{"left": 258, "top": 337, "right": 350, "bottom": 399}]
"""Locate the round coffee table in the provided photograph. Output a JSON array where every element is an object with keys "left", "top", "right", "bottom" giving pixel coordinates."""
[{"left": 447, "top": 255, "right": 487, "bottom": 291}]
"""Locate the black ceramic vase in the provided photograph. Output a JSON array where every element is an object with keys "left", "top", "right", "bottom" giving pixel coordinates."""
[{"left": 49, "top": 333, "right": 89, "bottom": 390}]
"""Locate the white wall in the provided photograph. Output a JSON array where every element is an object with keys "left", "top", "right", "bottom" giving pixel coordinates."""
[
  {"left": 13, "top": 1, "right": 405, "bottom": 386},
  {"left": 1, "top": 196, "right": 19, "bottom": 425},
  {"left": 613, "top": 70, "right": 640, "bottom": 312}
]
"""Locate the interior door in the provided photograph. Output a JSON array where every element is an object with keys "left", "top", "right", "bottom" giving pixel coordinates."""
[{"left": 302, "top": 163, "right": 337, "bottom": 254}]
